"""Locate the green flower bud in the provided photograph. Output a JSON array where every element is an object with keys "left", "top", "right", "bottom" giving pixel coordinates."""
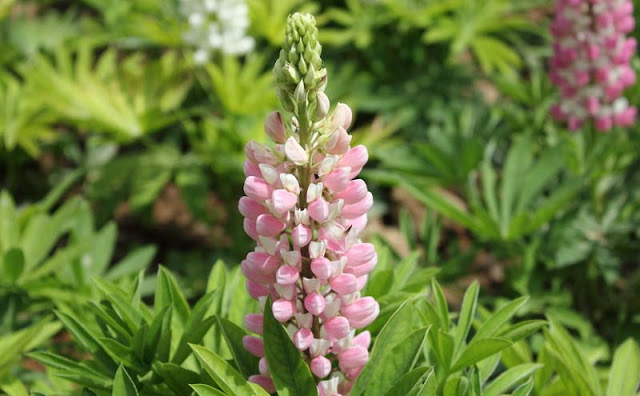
[{"left": 274, "top": 12, "right": 327, "bottom": 115}]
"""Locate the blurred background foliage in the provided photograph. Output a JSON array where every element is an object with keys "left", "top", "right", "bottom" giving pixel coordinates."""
[{"left": 1, "top": 0, "right": 640, "bottom": 394}]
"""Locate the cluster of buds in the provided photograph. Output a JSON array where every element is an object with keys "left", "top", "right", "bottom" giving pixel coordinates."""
[
  {"left": 180, "top": 0, "right": 254, "bottom": 64},
  {"left": 239, "top": 13, "right": 379, "bottom": 396},
  {"left": 549, "top": 0, "right": 637, "bottom": 131}
]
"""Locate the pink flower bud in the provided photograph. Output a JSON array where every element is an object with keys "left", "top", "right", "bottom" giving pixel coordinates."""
[
  {"left": 308, "top": 197, "right": 330, "bottom": 222},
  {"left": 342, "top": 297, "right": 380, "bottom": 329},
  {"left": 243, "top": 336, "right": 265, "bottom": 357},
  {"left": 264, "top": 111, "right": 287, "bottom": 143},
  {"left": 239, "top": 197, "right": 267, "bottom": 220},
  {"left": 274, "top": 283, "right": 296, "bottom": 300},
  {"left": 352, "top": 331, "right": 371, "bottom": 349},
  {"left": 341, "top": 192, "right": 373, "bottom": 219},
  {"left": 244, "top": 177, "right": 273, "bottom": 201},
  {"left": 346, "top": 243, "right": 376, "bottom": 266},
  {"left": 323, "top": 168, "right": 351, "bottom": 192},
  {"left": 338, "top": 346, "right": 369, "bottom": 372},
  {"left": 585, "top": 97, "right": 600, "bottom": 115},
  {"left": 334, "top": 179, "right": 368, "bottom": 204},
  {"left": 259, "top": 164, "right": 280, "bottom": 185},
  {"left": 246, "top": 280, "right": 270, "bottom": 299},
  {"left": 325, "top": 127, "right": 352, "bottom": 155},
  {"left": 339, "top": 145, "right": 368, "bottom": 172},
  {"left": 318, "top": 378, "right": 339, "bottom": 396},
  {"left": 614, "top": 107, "right": 637, "bottom": 126},
  {"left": 272, "top": 299, "right": 296, "bottom": 322},
  {"left": 249, "top": 375, "right": 275, "bottom": 394},
  {"left": 345, "top": 366, "right": 364, "bottom": 381},
  {"left": 595, "top": 115, "right": 613, "bottom": 131},
  {"left": 276, "top": 265, "right": 300, "bottom": 286},
  {"left": 244, "top": 160, "right": 261, "bottom": 177},
  {"left": 292, "top": 224, "right": 312, "bottom": 248},
  {"left": 258, "top": 357, "right": 269, "bottom": 375},
  {"left": 316, "top": 91, "right": 330, "bottom": 120},
  {"left": 244, "top": 252, "right": 279, "bottom": 283},
  {"left": 271, "top": 189, "right": 298, "bottom": 217},
  {"left": 243, "top": 219, "right": 259, "bottom": 240},
  {"left": 330, "top": 273, "right": 358, "bottom": 295},
  {"left": 595, "top": 67, "right": 610, "bottom": 83},
  {"left": 304, "top": 292, "right": 326, "bottom": 316},
  {"left": 311, "top": 257, "right": 332, "bottom": 280},
  {"left": 240, "top": 260, "right": 272, "bottom": 285},
  {"left": 244, "top": 313, "right": 264, "bottom": 334},
  {"left": 344, "top": 214, "right": 368, "bottom": 233},
  {"left": 256, "top": 214, "right": 286, "bottom": 237},
  {"left": 310, "top": 356, "right": 332, "bottom": 378},
  {"left": 285, "top": 137, "right": 308, "bottom": 165},
  {"left": 324, "top": 316, "right": 350, "bottom": 339},
  {"left": 332, "top": 103, "right": 353, "bottom": 130},
  {"left": 293, "top": 328, "right": 314, "bottom": 351},
  {"left": 619, "top": 66, "right": 636, "bottom": 86}
]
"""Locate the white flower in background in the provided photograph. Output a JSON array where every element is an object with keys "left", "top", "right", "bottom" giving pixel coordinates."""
[{"left": 181, "top": 0, "right": 255, "bottom": 63}]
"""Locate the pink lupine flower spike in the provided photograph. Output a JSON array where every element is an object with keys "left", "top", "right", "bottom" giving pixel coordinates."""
[{"left": 238, "top": 13, "right": 379, "bottom": 395}]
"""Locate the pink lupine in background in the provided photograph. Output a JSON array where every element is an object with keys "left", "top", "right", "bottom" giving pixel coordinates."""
[
  {"left": 238, "top": 13, "right": 379, "bottom": 395},
  {"left": 549, "top": 0, "right": 637, "bottom": 131}
]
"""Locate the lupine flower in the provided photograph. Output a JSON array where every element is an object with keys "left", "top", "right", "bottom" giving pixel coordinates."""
[
  {"left": 549, "top": 0, "right": 637, "bottom": 131},
  {"left": 238, "top": 13, "right": 379, "bottom": 395},
  {"left": 180, "top": 0, "right": 254, "bottom": 63}
]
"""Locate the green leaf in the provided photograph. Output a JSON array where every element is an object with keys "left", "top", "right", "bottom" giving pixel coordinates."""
[
  {"left": 262, "top": 298, "right": 317, "bottom": 396},
  {"left": 497, "top": 320, "right": 547, "bottom": 343},
  {"left": 29, "top": 352, "right": 111, "bottom": 390},
  {"left": 2, "top": 247, "right": 24, "bottom": 282},
  {"left": 483, "top": 363, "right": 542, "bottom": 396},
  {"left": 350, "top": 300, "right": 416, "bottom": 396},
  {"left": 383, "top": 367, "right": 430, "bottom": 396},
  {"left": 105, "top": 246, "right": 155, "bottom": 280},
  {"left": 453, "top": 281, "right": 478, "bottom": 351},
  {"left": 87, "top": 222, "right": 117, "bottom": 276},
  {"left": 154, "top": 363, "right": 202, "bottom": 395},
  {"left": 474, "top": 297, "right": 528, "bottom": 340},
  {"left": 450, "top": 337, "right": 513, "bottom": 373},
  {"left": 431, "top": 280, "right": 450, "bottom": 330},
  {"left": 511, "top": 378, "right": 534, "bottom": 396},
  {"left": 0, "top": 378, "right": 29, "bottom": 396},
  {"left": 543, "top": 320, "right": 601, "bottom": 396},
  {"left": 92, "top": 278, "right": 142, "bottom": 331},
  {"left": 402, "top": 182, "right": 480, "bottom": 233},
  {"left": 112, "top": 365, "right": 138, "bottom": 396},
  {"left": 216, "top": 316, "right": 259, "bottom": 378},
  {"left": 207, "top": 259, "right": 227, "bottom": 294},
  {"left": 172, "top": 316, "right": 216, "bottom": 365},
  {"left": 55, "top": 311, "right": 116, "bottom": 373},
  {"left": 365, "top": 327, "right": 430, "bottom": 395},
  {"left": 606, "top": 338, "right": 640, "bottom": 396},
  {"left": 190, "top": 384, "right": 226, "bottom": 396},
  {"left": 155, "top": 267, "right": 190, "bottom": 323},
  {"left": 190, "top": 344, "right": 264, "bottom": 396}
]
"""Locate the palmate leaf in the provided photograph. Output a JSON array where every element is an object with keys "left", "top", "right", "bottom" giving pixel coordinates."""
[
  {"left": 0, "top": 73, "right": 56, "bottom": 156},
  {"left": 421, "top": 0, "right": 542, "bottom": 75},
  {"left": 22, "top": 43, "right": 191, "bottom": 141}
]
